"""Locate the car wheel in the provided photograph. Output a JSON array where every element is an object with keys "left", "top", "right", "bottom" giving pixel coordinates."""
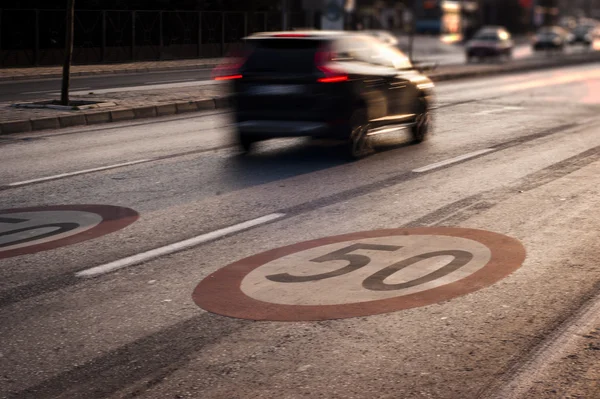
[
  {"left": 238, "top": 135, "right": 256, "bottom": 154},
  {"left": 412, "top": 98, "right": 431, "bottom": 144},
  {"left": 346, "top": 109, "right": 372, "bottom": 160}
]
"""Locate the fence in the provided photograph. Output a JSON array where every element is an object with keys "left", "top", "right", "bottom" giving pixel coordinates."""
[{"left": 0, "top": 9, "right": 306, "bottom": 67}]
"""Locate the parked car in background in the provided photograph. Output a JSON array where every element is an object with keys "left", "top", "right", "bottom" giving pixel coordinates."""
[
  {"left": 363, "top": 30, "right": 400, "bottom": 47},
  {"left": 213, "top": 31, "right": 434, "bottom": 159},
  {"left": 571, "top": 23, "right": 599, "bottom": 46},
  {"left": 466, "top": 26, "right": 514, "bottom": 62},
  {"left": 533, "top": 26, "right": 571, "bottom": 51}
]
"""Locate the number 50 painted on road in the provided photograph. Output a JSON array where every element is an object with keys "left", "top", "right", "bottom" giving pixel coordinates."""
[
  {"left": 0, "top": 216, "right": 79, "bottom": 248},
  {"left": 266, "top": 243, "right": 473, "bottom": 291},
  {"left": 193, "top": 228, "right": 526, "bottom": 321}
]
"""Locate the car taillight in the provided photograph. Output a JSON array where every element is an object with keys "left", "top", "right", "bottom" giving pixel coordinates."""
[
  {"left": 315, "top": 48, "right": 348, "bottom": 83},
  {"left": 212, "top": 48, "right": 251, "bottom": 80},
  {"left": 214, "top": 74, "right": 243, "bottom": 81},
  {"left": 318, "top": 75, "right": 348, "bottom": 83}
]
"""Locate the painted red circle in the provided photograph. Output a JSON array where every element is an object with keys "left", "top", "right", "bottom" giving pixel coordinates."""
[
  {"left": 0, "top": 205, "right": 139, "bottom": 259},
  {"left": 193, "top": 227, "right": 526, "bottom": 321}
]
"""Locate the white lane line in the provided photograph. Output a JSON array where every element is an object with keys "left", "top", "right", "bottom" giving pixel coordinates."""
[
  {"left": 67, "top": 80, "right": 220, "bottom": 95},
  {"left": 474, "top": 106, "right": 525, "bottom": 116},
  {"left": 412, "top": 149, "right": 495, "bottom": 173},
  {"left": 144, "top": 78, "right": 194, "bottom": 85},
  {"left": 76, "top": 213, "right": 286, "bottom": 278},
  {"left": 22, "top": 90, "right": 55, "bottom": 95},
  {"left": 23, "top": 87, "right": 91, "bottom": 95},
  {"left": 7, "top": 159, "right": 150, "bottom": 187}
]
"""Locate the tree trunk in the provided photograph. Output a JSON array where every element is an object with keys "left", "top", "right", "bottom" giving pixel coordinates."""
[{"left": 61, "top": 0, "right": 75, "bottom": 106}]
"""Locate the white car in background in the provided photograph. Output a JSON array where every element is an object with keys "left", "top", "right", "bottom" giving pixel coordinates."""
[{"left": 364, "top": 30, "right": 399, "bottom": 47}]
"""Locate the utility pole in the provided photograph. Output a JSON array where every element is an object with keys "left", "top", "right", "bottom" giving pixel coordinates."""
[{"left": 61, "top": 0, "right": 75, "bottom": 106}]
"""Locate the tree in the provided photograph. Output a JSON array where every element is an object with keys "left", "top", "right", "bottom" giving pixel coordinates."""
[{"left": 61, "top": 0, "right": 75, "bottom": 106}]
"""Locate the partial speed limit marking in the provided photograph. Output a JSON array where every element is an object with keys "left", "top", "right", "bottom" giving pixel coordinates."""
[
  {"left": 0, "top": 205, "right": 138, "bottom": 259},
  {"left": 193, "top": 227, "right": 525, "bottom": 321}
]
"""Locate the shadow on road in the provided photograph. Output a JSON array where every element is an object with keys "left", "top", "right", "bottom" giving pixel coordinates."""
[
  {"left": 6, "top": 313, "right": 251, "bottom": 399},
  {"left": 223, "top": 139, "right": 348, "bottom": 187},
  {"left": 223, "top": 135, "right": 416, "bottom": 187}
]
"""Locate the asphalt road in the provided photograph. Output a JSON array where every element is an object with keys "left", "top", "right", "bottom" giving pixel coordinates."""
[
  {"left": 0, "top": 68, "right": 214, "bottom": 102},
  {"left": 1, "top": 63, "right": 600, "bottom": 399}
]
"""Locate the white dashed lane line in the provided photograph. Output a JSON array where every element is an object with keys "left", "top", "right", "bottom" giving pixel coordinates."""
[
  {"left": 6, "top": 159, "right": 151, "bottom": 187},
  {"left": 76, "top": 213, "right": 286, "bottom": 278},
  {"left": 412, "top": 149, "right": 495, "bottom": 173}
]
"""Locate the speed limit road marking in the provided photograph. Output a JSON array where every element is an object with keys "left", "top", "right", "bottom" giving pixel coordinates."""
[
  {"left": 0, "top": 205, "right": 138, "bottom": 259},
  {"left": 193, "top": 227, "right": 525, "bottom": 321}
]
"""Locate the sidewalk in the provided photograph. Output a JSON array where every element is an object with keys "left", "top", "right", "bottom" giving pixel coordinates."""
[
  {"left": 1, "top": 50, "right": 600, "bottom": 135},
  {"left": 0, "top": 57, "right": 222, "bottom": 82}
]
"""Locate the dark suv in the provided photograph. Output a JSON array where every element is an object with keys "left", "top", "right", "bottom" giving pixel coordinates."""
[{"left": 214, "top": 31, "right": 434, "bottom": 159}]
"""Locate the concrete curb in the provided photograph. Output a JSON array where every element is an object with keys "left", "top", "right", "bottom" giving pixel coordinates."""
[
  {"left": 0, "top": 53, "right": 598, "bottom": 136},
  {"left": 0, "top": 97, "right": 225, "bottom": 136},
  {"left": 0, "top": 62, "right": 221, "bottom": 83}
]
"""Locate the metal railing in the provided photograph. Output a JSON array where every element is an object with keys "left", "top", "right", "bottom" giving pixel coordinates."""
[{"left": 0, "top": 9, "right": 304, "bottom": 67}]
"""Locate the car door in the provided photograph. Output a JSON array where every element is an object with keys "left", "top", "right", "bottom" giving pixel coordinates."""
[
  {"left": 333, "top": 36, "right": 394, "bottom": 124},
  {"left": 367, "top": 41, "right": 417, "bottom": 124}
]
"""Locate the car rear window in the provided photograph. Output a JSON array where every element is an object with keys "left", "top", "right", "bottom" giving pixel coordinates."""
[
  {"left": 474, "top": 34, "right": 499, "bottom": 41},
  {"left": 242, "top": 39, "right": 325, "bottom": 74}
]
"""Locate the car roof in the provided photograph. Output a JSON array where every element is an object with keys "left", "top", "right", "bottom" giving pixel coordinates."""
[
  {"left": 478, "top": 26, "right": 507, "bottom": 32},
  {"left": 246, "top": 31, "right": 349, "bottom": 40},
  {"left": 364, "top": 30, "right": 394, "bottom": 35},
  {"left": 539, "top": 26, "right": 564, "bottom": 31}
]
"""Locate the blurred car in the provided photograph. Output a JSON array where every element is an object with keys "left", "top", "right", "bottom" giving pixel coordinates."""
[
  {"left": 213, "top": 31, "right": 434, "bottom": 159},
  {"left": 559, "top": 16, "right": 578, "bottom": 32},
  {"left": 466, "top": 26, "right": 514, "bottom": 62},
  {"left": 533, "top": 26, "right": 570, "bottom": 51},
  {"left": 571, "top": 24, "right": 599, "bottom": 46},
  {"left": 363, "top": 30, "right": 399, "bottom": 47}
]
